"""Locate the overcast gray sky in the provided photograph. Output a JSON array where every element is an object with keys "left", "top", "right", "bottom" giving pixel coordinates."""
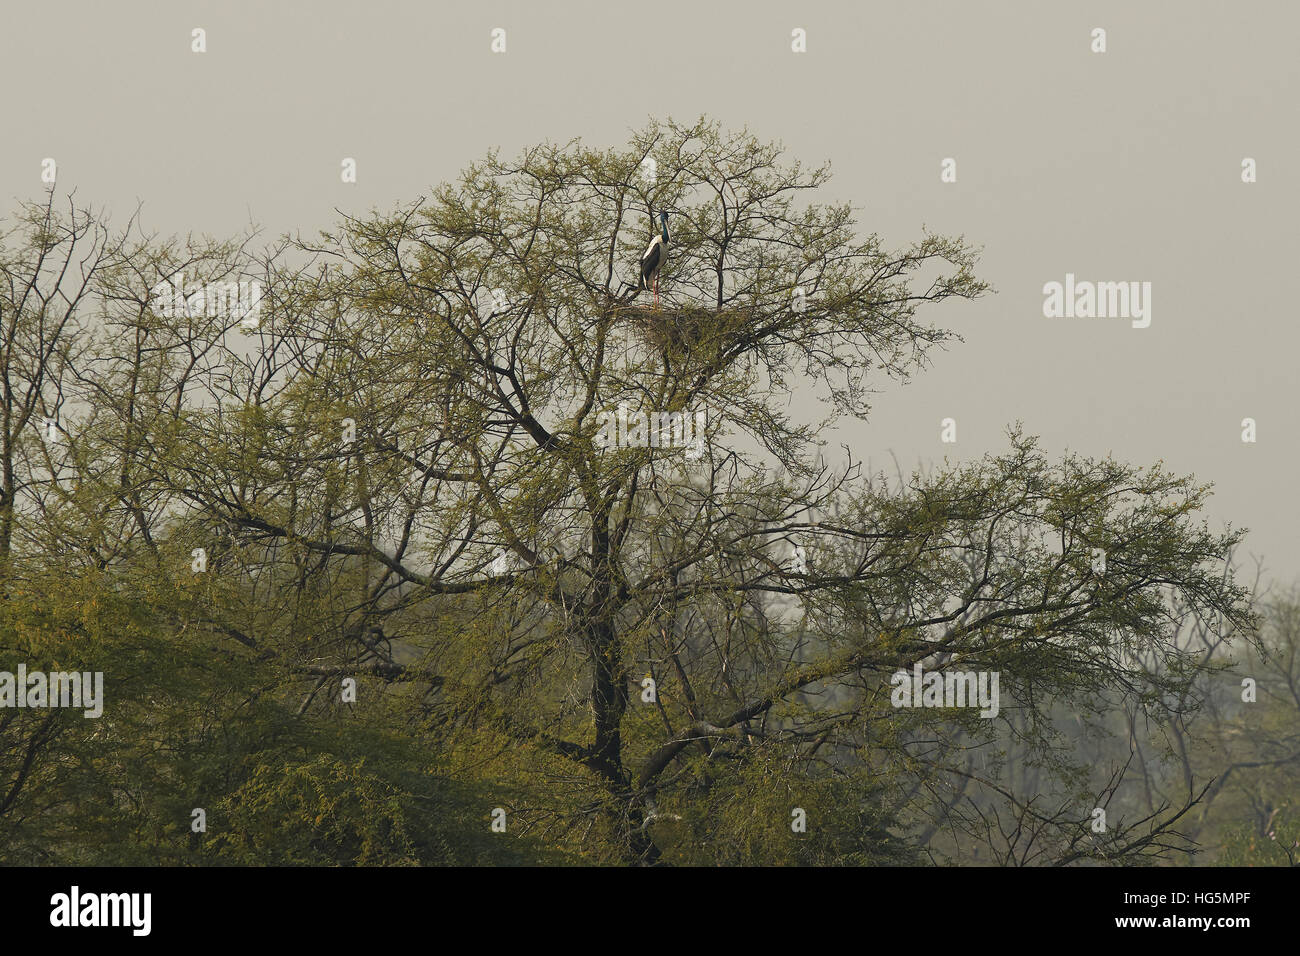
[{"left": 4, "top": 0, "right": 1297, "bottom": 586}]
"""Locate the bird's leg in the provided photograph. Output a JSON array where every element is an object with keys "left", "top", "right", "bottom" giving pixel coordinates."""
[{"left": 653, "top": 275, "right": 659, "bottom": 310}]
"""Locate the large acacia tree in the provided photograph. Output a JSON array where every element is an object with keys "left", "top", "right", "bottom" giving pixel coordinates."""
[{"left": 3, "top": 119, "right": 1257, "bottom": 865}]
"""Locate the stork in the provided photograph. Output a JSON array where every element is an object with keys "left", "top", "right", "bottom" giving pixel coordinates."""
[{"left": 638, "top": 212, "right": 670, "bottom": 308}]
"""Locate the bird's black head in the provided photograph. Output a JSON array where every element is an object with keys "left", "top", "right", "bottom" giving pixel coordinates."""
[{"left": 659, "top": 211, "right": 669, "bottom": 243}]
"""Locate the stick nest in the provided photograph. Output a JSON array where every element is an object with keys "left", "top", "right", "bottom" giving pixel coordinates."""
[{"left": 619, "top": 303, "right": 752, "bottom": 358}]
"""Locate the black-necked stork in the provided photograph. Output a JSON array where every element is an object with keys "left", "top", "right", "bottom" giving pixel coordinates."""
[{"left": 638, "top": 212, "right": 670, "bottom": 308}]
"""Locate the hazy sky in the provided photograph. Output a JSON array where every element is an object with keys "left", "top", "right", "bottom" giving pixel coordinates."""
[{"left": 4, "top": 1, "right": 1297, "bottom": 585}]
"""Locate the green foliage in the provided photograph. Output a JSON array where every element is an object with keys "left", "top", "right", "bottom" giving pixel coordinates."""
[
  {"left": 659, "top": 752, "right": 915, "bottom": 866},
  {"left": 0, "top": 121, "right": 1280, "bottom": 867},
  {"left": 1216, "top": 818, "right": 1300, "bottom": 867},
  {"left": 209, "top": 755, "right": 430, "bottom": 866}
]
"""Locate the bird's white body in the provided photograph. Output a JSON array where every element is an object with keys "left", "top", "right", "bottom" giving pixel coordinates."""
[
  {"left": 632, "top": 213, "right": 670, "bottom": 306},
  {"left": 640, "top": 234, "right": 667, "bottom": 287}
]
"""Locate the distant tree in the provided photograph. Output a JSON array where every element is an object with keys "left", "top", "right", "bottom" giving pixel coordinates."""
[
  {"left": 0, "top": 195, "right": 504, "bottom": 865},
  {"left": 1185, "top": 583, "right": 1300, "bottom": 864}
]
